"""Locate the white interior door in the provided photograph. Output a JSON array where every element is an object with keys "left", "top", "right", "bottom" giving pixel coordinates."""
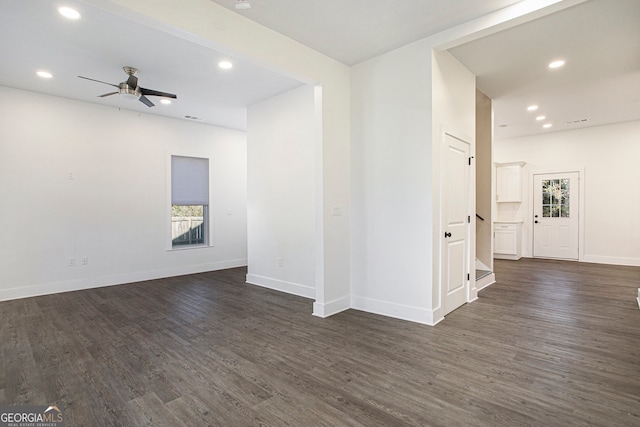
[
  {"left": 533, "top": 172, "right": 579, "bottom": 260},
  {"left": 442, "top": 134, "right": 470, "bottom": 315}
]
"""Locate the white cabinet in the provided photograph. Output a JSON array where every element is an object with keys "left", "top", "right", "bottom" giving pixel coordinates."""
[
  {"left": 495, "top": 162, "right": 525, "bottom": 203},
  {"left": 494, "top": 221, "right": 522, "bottom": 260}
]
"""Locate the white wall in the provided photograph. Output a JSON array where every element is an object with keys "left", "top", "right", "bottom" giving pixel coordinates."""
[
  {"left": 86, "top": 0, "right": 576, "bottom": 323},
  {"left": 0, "top": 86, "right": 247, "bottom": 301},
  {"left": 98, "top": 0, "right": 352, "bottom": 317},
  {"left": 350, "top": 41, "right": 476, "bottom": 325},
  {"left": 246, "top": 85, "right": 317, "bottom": 298},
  {"left": 351, "top": 39, "right": 434, "bottom": 324},
  {"left": 494, "top": 120, "right": 640, "bottom": 266},
  {"left": 431, "top": 50, "right": 477, "bottom": 319},
  {"left": 348, "top": 1, "right": 570, "bottom": 325}
]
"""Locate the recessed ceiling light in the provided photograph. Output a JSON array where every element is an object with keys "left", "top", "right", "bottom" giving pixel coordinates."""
[
  {"left": 543, "top": 123, "right": 553, "bottom": 128},
  {"left": 218, "top": 61, "right": 233, "bottom": 70},
  {"left": 235, "top": 0, "right": 251, "bottom": 10},
  {"left": 535, "top": 115, "right": 546, "bottom": 121},
  {"left": 58, "top": 6, "right": 81, "bottom": 20},
  {"left": 548, "top": 60, "right": 565, "bottom": 69},
  {"left": 160, "top": 99, "right": 172, "bottom": 105},
  {"left": 36, "top": 70, "right": 53, "bottom": 79},
  {"left": 527, "top": 105, "right": 538, "bottom": 111}
]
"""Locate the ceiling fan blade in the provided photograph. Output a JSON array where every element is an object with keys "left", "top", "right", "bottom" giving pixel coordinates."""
[
  {"left": 139, "top": 95, "right": 155, "bottom": 107},
  {"left": 78, "top": 75, "right": 119, "bottom": 88},
  {"left": 98, "top": 92, "right": 118, "bottom": 98},
  {"left": 127, "top": 74, "right": 138, "bottom": 89},
  {"left": 140, "top": 87, "right": 177, "bottom": 99}
]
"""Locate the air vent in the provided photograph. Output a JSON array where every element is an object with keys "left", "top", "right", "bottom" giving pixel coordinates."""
[
  {"left": 564, "top": 118, "right": 588, "bottom": 125},
  {"left": 184, "top": 115, "right": 204, "bottom": 121}
]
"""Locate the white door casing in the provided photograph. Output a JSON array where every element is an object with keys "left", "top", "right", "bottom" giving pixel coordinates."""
[
  {"left": 442, "top": 133, "right": 471, "bottom": 315},
  {"left": 533, "top": 172, "right": 579, "bottom": 260}
]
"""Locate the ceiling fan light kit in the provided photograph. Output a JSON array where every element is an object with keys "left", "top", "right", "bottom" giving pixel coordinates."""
[{"left": 78, "top": 66, "right": 177, "bottom": 108}]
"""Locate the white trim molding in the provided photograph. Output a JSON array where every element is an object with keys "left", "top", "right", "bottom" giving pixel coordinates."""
[
  {"left": 0, "top": 259, "right": 248, "bottom": 303},
  {"left": 312, "top": 295, "right": 350, "bottom": 318},
  {"left": 581, "top": 255, "right": 640, "bottom": 268},
  {"left": 351, "top": 295, "right": 441, "bottom": 326},
  {"left": 245, "top": 274, "right": 315, "bottom": 299},
  {"left": 477, "top": 272, "right": 496, "bottom": 291}
]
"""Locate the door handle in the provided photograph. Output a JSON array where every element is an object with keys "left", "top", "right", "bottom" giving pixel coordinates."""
[
  {"left": 444, "top": 231, "right": 452, "bottom": 238},
  {"left": 534, "top": 220, "right": 539, "bottom": 224}
]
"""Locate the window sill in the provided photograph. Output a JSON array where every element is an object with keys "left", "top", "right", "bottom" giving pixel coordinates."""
[{"left": 168, "top": 244, "right": 212, "bottom": 251}]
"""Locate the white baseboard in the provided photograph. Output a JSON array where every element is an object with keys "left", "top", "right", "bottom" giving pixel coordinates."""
[
  {"left": 494, "top": 254, "right": 521, "bottom": 260},
  {"left": 351, "top": 295, "right": 438, "bottom": 326},
  {"left": 245, "top": 273, "right": 315, "bottom": 299},
  {"left": 581, "top": 255, "right": 640, "bottom": 267},
  {"left": 313, "top": 295, "right": 350, "bottom": 318},
  {"left": 477, "top": 272, "right": 496, "bottom": 291},
  {"left": 0, "top": 259, "right": 248, "bottom": 302}
]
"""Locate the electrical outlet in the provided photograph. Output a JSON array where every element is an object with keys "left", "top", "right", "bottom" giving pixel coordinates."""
[
  {"left": 81, "top": 256, "right": 88, "bottom": 265},
  {"left": 278, "top": 257, "right": 284, "bottom": 267},
  {"left": 68, "top": 257, "right": 76, "bottom": 267}
]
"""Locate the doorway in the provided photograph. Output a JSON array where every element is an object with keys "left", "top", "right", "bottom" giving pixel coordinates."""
[{"left": 532, "top": 172, "right": 579, "bottom": 260}]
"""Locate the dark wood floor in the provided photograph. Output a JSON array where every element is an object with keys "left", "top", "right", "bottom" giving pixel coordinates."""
[{"left": 1, "top": 258, "right": 639, "bottom": 426}]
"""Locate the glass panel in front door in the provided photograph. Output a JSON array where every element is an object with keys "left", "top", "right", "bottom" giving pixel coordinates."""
[{"left": 542, "top": 179, "right": 570, "bottom": 218}]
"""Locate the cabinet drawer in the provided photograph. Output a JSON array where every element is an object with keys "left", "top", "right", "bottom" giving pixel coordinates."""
[{"left": 495, "top": 223, "right": 516, "bottom": 231}]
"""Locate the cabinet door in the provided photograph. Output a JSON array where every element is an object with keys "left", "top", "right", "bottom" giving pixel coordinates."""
[
  {"left": 494, "top": 227, "right": 517, "bottom": 254},
  {"left": 496, "top": 165, "right": 521, "bottom": 202}
]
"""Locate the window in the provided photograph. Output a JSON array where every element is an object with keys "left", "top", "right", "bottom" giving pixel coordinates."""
[
  {"left": 171, "top": 155, "right": 209, "bottom": 248},
  {"left": 541, "top": 178, "right": 570, "bottom": 218}
]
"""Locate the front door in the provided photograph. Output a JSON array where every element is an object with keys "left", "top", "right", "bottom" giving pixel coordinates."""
[
  {"left": 442, "top": 133, "right": 470, "bottom": 315},
  {"left": 533, "top": 172, "right": 579, "bottom": 260}
]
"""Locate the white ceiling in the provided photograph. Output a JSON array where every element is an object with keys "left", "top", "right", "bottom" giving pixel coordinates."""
[
  {"left": 1, "top": 0, "right": 638, "bottom": 138},
  {"left": 449, "top": 0, "right": 640, "bottom": 139},
  {"left": 0, "top": 0, "right": 304, "bottom": 130},
  {"left": 209, "top": 0, "right": 524, "bottom": 66}
]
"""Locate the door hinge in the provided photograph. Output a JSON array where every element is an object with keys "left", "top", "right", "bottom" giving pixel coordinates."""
[
  {"left": 468, "top": 215, "right": 471, "bottom": 223},
  {"left": 468, "top": 156, "right": 474, "bottom": 165},
  {"left": 467, "top": 273, "right": 470, "bottom": 281}
]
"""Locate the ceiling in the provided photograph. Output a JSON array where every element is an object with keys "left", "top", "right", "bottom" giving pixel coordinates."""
[
  {"left": 450, "top": 0, "right": 640, "bottom": 139},
  {"left": 0, "top": 0, "right": 304, "bottom": 130},
  {"left": 209, "top": 0, "right": 523, "bottom": 66},
  {"left": 0, "top": 0, "right": 638, "bottom": 138}
]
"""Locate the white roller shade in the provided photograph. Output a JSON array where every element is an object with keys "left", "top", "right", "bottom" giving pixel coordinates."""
[{"left": 171, "top": 155, "right": 209, "bottom": 205}]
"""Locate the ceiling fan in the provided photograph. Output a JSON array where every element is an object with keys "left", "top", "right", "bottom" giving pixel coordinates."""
[{"left": 78, "top": 66, "right": 177, "bottom": 107}]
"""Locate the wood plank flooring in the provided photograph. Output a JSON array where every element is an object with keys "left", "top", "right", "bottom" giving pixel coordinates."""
[{"left": 1, "top": 258, "right": 639, "bottom": 426}]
